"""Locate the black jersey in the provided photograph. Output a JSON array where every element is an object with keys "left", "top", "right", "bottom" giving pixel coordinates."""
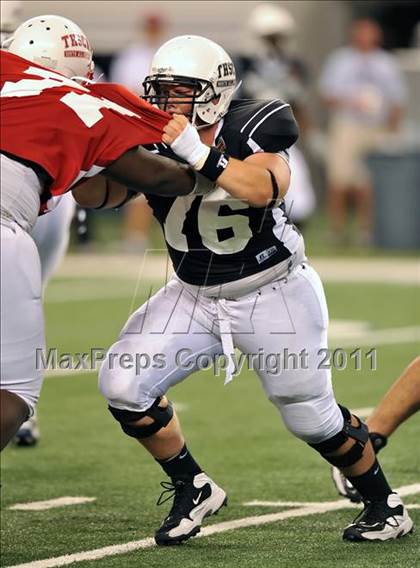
[{"left": 145, "top": 99, "right": 303, "bottom": 286}]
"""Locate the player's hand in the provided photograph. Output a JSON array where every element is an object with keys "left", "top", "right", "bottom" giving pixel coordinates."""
[
  {"left": 163, "top": 114, "right": 210, "bottom": 168},
  {"left": 162, "top": 114, "right": 190, "bottom": 145}
]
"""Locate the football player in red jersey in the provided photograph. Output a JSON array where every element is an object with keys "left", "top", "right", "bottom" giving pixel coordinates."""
[
  {"left": 1, "top": 4, "right": 75, "bottom": 448},
  {"left": 0, "top": 15, "right": 215, "bottom": 452}
]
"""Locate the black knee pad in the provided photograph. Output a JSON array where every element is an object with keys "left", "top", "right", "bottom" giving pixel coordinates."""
[
  {"left": 108, "top": 397, "right": 173, "bottom": 439},
  {"left": 309, "top": 405, "right": 369, "bottom": 468}
]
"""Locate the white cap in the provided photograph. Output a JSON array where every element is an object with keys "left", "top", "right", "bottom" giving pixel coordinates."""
[{"left": 249, "top": 4, "right": 296, "bottom": 37}]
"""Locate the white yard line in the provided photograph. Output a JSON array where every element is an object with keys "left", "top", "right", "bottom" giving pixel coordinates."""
[
  {"left": 9, "top": 497, "right": 96, "bottom": 511},
  {"left": 244, "top": 501, "right": 420, "bottom": 509},
  {"left": 44, "top": 368, "right": 97, "bottom": 378},
  {"left": 329, "top": 325, "right": 420, "bottom": 348},
  {"left": 45, "top": 289, "right": 134, "bottom": 303},
  {"left": 243, "top": 483, "right": 420, "bottom": 508},
  {"left": 55, "top": 254, "right": 420, "bottom": 285},
  {"left": 6, "top": 484, "right": 420, "bottom": 568},
  {"left": 243, "top": 500, "right": 359, "bottom": 508}
]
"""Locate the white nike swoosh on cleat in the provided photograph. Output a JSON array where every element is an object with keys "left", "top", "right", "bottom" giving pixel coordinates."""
[{"left": 193, "top": 492, "right": 202, "bottom": 505}]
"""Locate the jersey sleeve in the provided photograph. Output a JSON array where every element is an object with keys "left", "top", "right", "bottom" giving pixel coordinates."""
[
  {"left": 0, "top": 53, "right": 171, "bottom": 196},
  {"left": 80, "top": 83, "right": 170, "bottom": 166},
  {"left": 240, "top": 100, "right": 299, "bottom": 153}
]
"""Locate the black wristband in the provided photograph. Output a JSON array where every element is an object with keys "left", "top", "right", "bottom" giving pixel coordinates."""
[{"left": 198, "top": 147, "right": 230, "bottom": 182}]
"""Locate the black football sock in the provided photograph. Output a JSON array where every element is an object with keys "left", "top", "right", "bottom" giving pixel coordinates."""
[
  {"left": 156, "top": 444, "right": 202, "bottom": 480},
  {"left": 347, "top": 459, "right": 393, "bottom": 502}
]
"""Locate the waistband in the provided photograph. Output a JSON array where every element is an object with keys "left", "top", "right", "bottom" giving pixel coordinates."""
[{"left": 178, "top": 240, "right": 306, "bottom": 300}]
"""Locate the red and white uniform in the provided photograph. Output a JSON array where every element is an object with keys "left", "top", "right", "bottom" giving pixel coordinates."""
[
  {"left": 0, "top": 50, "right": 169, "bottom": 414},
  {"left": 1, "top": 50, "right": 169, "bottom": 215}
]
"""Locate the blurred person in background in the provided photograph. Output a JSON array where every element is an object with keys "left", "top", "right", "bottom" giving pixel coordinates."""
[
  {"left": 110, "top": 13, "right": 167, "bottom": 254},
  {"left": 110, "top": 13, "right": 166, "bottom": 95},
  {"left": 0, "top": 0, "right": 21, "bottom": 43},
  {"left": 319, "top": 18, "right": 407, "bottom": 245},
  {"left": 242, "top": 3, "right": 316, "bottom": 231}
]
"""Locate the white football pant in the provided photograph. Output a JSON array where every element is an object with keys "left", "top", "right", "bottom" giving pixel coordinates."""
[
  {"left": 99, "top": 263, "right": 344, "bottom": 444},
  {"left": 31, "top": 192, "right": 75, "bottom": 286},
  {"left": 0, "top": 221, "right": 45, "bottom": 415},
  {"left": 1, "top": 155, "right": 45, "bottom": 416}
]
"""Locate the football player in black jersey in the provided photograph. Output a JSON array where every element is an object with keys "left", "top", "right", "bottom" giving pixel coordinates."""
[{"left": 99, "top": 35, "right": 413, "bottom": 545}]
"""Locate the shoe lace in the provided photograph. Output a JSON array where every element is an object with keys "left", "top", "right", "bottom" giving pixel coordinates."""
[
  {"left": 156, "top": 480, "right": 193, "bottom": 517},
  {"left": 354, "top": 500, "right": 395, "bottom": 527}
]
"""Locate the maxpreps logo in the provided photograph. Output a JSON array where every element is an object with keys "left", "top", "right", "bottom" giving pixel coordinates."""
[{"left": 61, "top": 33, "right": 91, "bottom": 59}]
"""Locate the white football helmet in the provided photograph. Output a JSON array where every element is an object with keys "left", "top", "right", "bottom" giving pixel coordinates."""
[
  {"left": 3, "top": 14, "right": 94, "bottom": 79},
  {"left": 143, "top": 35, "right": 237, "bottom": 125},
  {"left": 249, "top": 4, "right": 296, "bottom": 37}
]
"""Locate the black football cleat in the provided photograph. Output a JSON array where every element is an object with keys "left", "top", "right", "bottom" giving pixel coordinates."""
[
  {"left": 343, "top": 493, "right": 413, "bottom": 542},
  {"left": 14, "top": 414, "right": 40, "bottom": 447},
  {"left": 155, "top": 472, "right": 227, "bottom": 546}
]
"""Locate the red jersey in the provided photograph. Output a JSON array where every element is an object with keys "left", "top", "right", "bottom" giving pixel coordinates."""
[{"left": 0, "top": 50, "right": 170, "bottom": 202}]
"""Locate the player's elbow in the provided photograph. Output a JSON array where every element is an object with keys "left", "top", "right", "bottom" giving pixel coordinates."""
[
  {"left": 247, "top": 174, "right": 289, "bottom": 208},
  {"left": 247, "top": 187, "right": 275, "bottom": 208},
  {"left": 151, "top": 166, "right": 195, "bottom": 196}
]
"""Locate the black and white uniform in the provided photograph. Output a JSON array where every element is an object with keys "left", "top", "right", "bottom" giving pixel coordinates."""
[
  {"left": 145, "top": 99, "right": 303, "bottom": 286},
  {"left": 99, "top": 99, "right": 344, "bottom": 444}
]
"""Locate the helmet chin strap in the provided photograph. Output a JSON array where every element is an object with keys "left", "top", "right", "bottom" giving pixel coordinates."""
[{"left": 191, "top": 104, "right": 199, "bottom": 127}]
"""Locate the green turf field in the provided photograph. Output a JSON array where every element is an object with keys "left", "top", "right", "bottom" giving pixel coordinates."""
[{"left": 1, "top": 276, "right": 419, "bottom": 567}]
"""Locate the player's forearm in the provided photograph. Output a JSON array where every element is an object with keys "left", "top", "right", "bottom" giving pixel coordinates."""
[
  {"left": 163, "top": 116, "right": 290, "bottom": 207},
  {"left": 216, "top": 159, "right": 282, "bottom": 207},
  {"left": 105, "top": 147, "right": 195, "bottom": 197},
  {"left": 72, "top": 176, "right": 128, "bottom": 209},
  {"left": 367, "top": 356, "right": 420, "bottom": 437}
]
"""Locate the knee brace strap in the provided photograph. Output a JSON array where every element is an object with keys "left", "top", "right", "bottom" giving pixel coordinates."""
[
  {"left": 369, "top": 432, "right": 388, "bottom": 454},
  {"left": 309, "top": 405, "right": 369, "bottom": 468},
  {"left": 108, "top": 398, "right": 173, "bottom": 439}
]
